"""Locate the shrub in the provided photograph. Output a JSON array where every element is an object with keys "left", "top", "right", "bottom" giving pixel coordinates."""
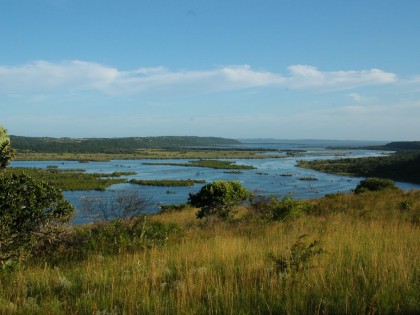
[
  {"left": 188, "top": 180, "right": 251, "bottom": 220},
  {"left": 41, "top": 217, "right": 182, "bottom": 261},
  {"left": 267, "top": 235, "right": 325, "bottom": 275},
  {"left": 354, "top": 177, "right": 399, "bottom": 194},
  {"left": 0, "top": 126, "right": 14, "bottom": 170},
  {"left": 0, "top": 173, "right": 74, "bottom": 265},
  {"left": 250, "top": 193, "right": 306, "bottom": 221}
]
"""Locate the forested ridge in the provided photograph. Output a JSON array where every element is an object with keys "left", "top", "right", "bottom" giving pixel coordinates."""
[
  {"left": 299, "top": 141, "right": 420, "bottom": 184},
  {"left": 365, "top": 141, "right": 420, "bottom": 151},
  {"left": 10, "top": 135, "right": 241, "bottom": 153}
]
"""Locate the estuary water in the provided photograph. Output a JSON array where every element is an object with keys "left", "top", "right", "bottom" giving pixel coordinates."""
[{"left": 11, "top": 141, "right": 420, "bottom": 224}]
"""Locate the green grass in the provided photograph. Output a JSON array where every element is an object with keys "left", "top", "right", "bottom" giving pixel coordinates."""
[
  {"left": 1, "top": 189, "right": 419, "bottom": 314},
  {"left": 6, "top": 168, "right": 131, "bottom": 190}
]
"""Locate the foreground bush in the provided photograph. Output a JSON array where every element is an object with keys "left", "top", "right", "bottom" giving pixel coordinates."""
[
  {"left": 0, "top": 173, "right": 74, "bottom": 266},
  {"left": 250, "top": 193, "right": 307, "bottom": 221}
]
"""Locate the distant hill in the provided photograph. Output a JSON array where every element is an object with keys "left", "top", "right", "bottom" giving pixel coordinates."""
[
  {"left": 10, "top": 136, "right": 241, "bottom": 154},
  {"left": 365, "top": 141, "right": 420, "bottom": 151},
  {"left": 382, "top": 141, "right": 420, "bottom": 151}
]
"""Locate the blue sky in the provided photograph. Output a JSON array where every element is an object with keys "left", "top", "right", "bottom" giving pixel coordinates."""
[{"left": 1, "top": 0, "right": 420, "bottom": 140}]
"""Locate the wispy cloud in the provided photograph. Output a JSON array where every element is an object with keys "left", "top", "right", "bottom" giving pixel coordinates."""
[
  {"left": 0, "top": 60, "right": 398, "bottom": 96},
  {"left": 0, "top": 60, "right": 118, "bottom": 94},
  {"left": 348, "top": 93, "right": 374, "bottom": 103},
  {"left": 287, "top": 65, "right": 397, "bottom": 90}
]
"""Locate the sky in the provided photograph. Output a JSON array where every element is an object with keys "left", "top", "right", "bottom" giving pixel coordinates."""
[{"left": 1, "top": 0, "right": 420, "bottom": 140}]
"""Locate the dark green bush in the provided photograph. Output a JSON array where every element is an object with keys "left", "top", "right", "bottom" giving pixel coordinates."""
[
  {"left": 354, "top": 177, "right": 399, "bottom": 194},
  {"left": 189, "top": 180, "right": 251, "bottom": 220}
]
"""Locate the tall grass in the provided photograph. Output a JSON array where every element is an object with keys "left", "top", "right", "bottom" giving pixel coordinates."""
[{"left": 1, "top": 190, "right": 419, "bottom": 314}]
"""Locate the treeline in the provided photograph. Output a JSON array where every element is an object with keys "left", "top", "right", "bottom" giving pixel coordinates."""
[
  {"left": 298, "top": 152, "right": 420, "bottom": 184},
  {"left": 10, "top": 136, "right": 241, "bottom": 154},
  {"left": 365, "top": 141, "right": 420, "bottom": 151}
]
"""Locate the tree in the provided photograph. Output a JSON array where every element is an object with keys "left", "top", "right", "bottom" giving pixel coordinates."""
[
  {"left": 188, "top": 180, "right": 251, "bottom": 220},
  {"left": 0, "top": 173, "right": 74, "bottom": 265},
  {"left": 0, "top": 125, "right": 14, "bottom": 170}
]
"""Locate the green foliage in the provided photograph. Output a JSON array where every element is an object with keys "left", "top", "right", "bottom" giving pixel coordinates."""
[
  {"left": 188, "top": 180, "right": 251, "bottom": 220},
  {"left": 354, "top": 177, "right": 398, "bottom": 194},
  {"left": 76, "top": 217, "right": 180, "bottom": 256},
  {"left": 399, "top": 200, "right": 414, "bottom": 211},
  {"left": 251, "top": 193, "right": 307, "bottom": 221},
  {"left": 0, "top": 126, "right": 14, "bottom": 170},
  {"left": 39, "top": 217, "right": 182, "bottom": 262},
  {"left": 0, "top": 173, "right": 74, "bottom": 265},
  {"left": 267, "top": 235, "right": 325, "bottom": 275}
]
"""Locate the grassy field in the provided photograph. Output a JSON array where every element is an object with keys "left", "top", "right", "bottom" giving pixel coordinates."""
[{"left": 0, "top": 189, "right": 419, "bottom": 314}]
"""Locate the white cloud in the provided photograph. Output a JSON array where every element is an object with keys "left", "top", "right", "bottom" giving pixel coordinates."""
[
  {"left": 0, "top": 60, "right": 398, "bottom": 96},
  {"left": 0, "top": 60, "right": 118, "bottom": 94},
  {"left": 287, "top": 65, "right": 397, "bottom": 90}
]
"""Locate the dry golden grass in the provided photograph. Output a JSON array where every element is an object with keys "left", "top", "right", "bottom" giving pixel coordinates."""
[{"left": 1, "top": 190, "right": 419, "bottom": 314}]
